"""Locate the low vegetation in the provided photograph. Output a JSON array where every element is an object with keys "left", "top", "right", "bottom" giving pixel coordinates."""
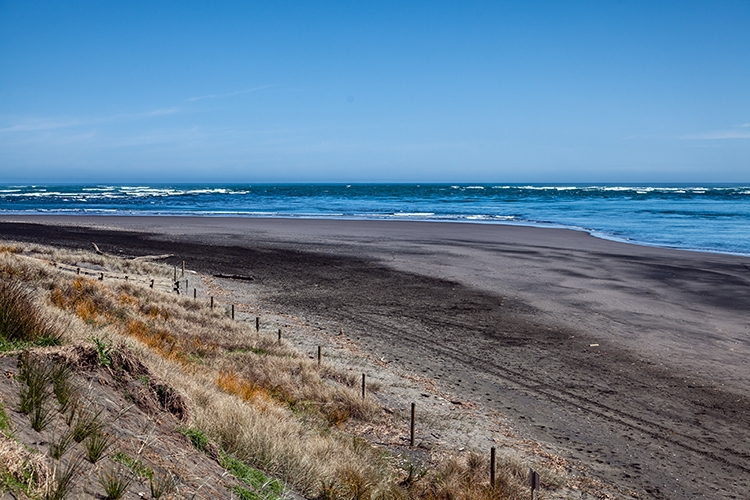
[
  {"left": 0, "top": 241, "right": 568, "bottom": 499},
  {"left": 0, "top": 279, "right": 61, "bottom": 351}
]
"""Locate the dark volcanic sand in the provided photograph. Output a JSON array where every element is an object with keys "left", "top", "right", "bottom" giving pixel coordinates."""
[{"left": 2, "top": 216, "right": 749, "bottom": 499}]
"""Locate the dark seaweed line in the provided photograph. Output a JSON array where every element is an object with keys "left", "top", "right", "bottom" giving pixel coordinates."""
[{"left": 335, "top": 309, "right": 750, "bottom": 474}]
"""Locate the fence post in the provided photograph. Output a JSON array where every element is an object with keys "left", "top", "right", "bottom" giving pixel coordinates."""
[
  {"left": 490, "top": 447, "right": 496, "bottom": 487},
  {"left": 410, "top": 403, "right": 416, "bottom": 447},
  {"left": 529, "top": 468, "right": 540, "bottom": 500}
]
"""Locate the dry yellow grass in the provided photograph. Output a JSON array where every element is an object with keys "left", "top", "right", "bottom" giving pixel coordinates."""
[{"left": 0, "top": 429, "right": 51, "bottom": 497}]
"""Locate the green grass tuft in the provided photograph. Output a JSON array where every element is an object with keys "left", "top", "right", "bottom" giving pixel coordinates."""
[
  {"left": 112, "top": 452, "right": 153, "bottom": 480},
  {"left": 177, "top": 426, "right": 209, "bottom": 452},
  {"left": 92, "top": 336, "right": 112, "bottom": 367},
  {"left": 0, "top": 400, "right": 11, "bottom": 434},
  {"left": 221, "top": 452, "right": 285, "bottom": 500}
]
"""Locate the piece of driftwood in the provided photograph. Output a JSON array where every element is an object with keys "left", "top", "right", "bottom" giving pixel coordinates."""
[
  {"left": 213, "top": 273, "right": 255, "bottom": 281},
  {"left": 92, "top": 242, "right": 104, "bottom": 255},
  {"left": 130, "top": 254, "right": 174, "bottom": 261}
]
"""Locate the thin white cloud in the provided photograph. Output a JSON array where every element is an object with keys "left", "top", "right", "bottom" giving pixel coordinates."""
[
  {"left": 0, "top": 119, "right": 86, "bottom": 133},
  {"left": 143, "top": 108, "right": 180, "bottom": 117},
  {"left": 682, "top": 130, "right": 750, "bottom": 140},
  {"left": 0, "top": 107, "right": 179, "bottom": 133},
  {"left": 186, "top": 85, "right": 276, "bottom": 102}
]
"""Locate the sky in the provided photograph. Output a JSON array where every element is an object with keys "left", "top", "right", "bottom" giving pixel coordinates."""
[{"left": 0, "top": 1, "right": 749, "bottom": 184}]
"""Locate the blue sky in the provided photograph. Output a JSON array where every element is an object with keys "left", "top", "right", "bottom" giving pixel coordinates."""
[{"left": 1, "top": 1, "right": 748, "bottom": 183}]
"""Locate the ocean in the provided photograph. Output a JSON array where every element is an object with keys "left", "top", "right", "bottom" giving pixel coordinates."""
[{"left": 1, "top": 183, "right": 749, "bottom": 256}]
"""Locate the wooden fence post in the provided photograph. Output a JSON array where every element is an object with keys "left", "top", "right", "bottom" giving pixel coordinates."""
[
  {"left": 529, "top": 468, "right": 540, "bottom": 499},
  {"left": 490, "top": 447, "right": 496, "bottom": 487},
  {"left": 410, "top": 403, "right": 416, "bottom": 447}
]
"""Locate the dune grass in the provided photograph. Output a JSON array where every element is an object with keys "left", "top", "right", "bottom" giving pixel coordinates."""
[
  {"left": 0, "top": 240, "right": 564, "bottom": 500},
  {"left": 0, "top": 279, "right": 62, "bottom": 352}
]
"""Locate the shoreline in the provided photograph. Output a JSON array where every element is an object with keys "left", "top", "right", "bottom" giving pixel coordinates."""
[
  {"left": 2, "top": 215, "right": 750, "bottom": 498},
  {"left": 2, "top": 212, "right": 748, "bottom": 258}
]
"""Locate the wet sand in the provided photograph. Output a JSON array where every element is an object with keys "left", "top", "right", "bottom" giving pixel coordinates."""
[{"left": 2, "top": 215, "right": 749, "bottom": 499}]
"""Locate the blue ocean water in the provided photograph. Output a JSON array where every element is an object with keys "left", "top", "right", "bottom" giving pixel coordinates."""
[{"left": 1, "top": 184, "right": 749, "bottom": 256}]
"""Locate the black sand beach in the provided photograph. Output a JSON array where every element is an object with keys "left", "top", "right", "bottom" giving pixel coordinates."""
[{"left": 2, "top": 216, "right": 749, "bottom": 499}]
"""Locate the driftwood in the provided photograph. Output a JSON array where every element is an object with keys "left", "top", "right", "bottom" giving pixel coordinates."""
[
  {"left": 91, "top": 243, "right": 172, "bottom": 262},
  {"left": 130, "top": 254, "right": 174, "bottom": 261},
  {"left": 213, "top": 273, "right": 255, "bottom": 281}
]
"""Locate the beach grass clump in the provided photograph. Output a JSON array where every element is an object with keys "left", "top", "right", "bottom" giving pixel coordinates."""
[
  {"left": 71, "top": 405, "right": 104, "bottom": 443},
  {"left": 17, "top": 355, "right": 55, "bottom": 432},
  {"left": 84, "top": 429, "right": 111, "bottom": 463},
  {"left": 48, "top": 428, "right": 75, "bottom": 461},
  {"left": 44, "top": 456, "right": 83, "bottom": 500},
  {"left": 0, "top": 279, "right": 61, "bottom": 351},
  {"left": 50, "top": 362, "right": 75, "bottom": 411},
  {"left": 149, "top": 471, "right": 175, "bottom": 499},
  {"left": 98, "top": 465, "right": 131, "bottom": 500}
]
